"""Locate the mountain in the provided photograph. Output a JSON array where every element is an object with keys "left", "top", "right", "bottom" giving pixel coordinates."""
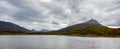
[
  {"left": 73, "top": 19, "right": 102, "bottom": 27},
  {"left": 57, "top": 19, "right": 103, "bottom": 32},
  {"left": 31, "top": 29, "right": 36, "bottom": 32},
  {"left": 40, "top": 29, "right": 50, "bottom": 32},
  {"left": 0, "top": 21, "right": 31, "bottom": 32}
]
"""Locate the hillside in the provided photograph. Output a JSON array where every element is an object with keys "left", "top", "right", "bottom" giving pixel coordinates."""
[
  {"left": 54, "top": 19, "right": 120, "bottom": 37},
  {"left": 0, "top": 21, "right": 31, "bottom": 32},
  {"left": 57, "top": 19, "right": 103, "bottom": 32}
]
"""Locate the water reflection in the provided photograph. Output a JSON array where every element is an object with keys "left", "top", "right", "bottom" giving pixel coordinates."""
[{"left": 0, "top": 35, "right": 119, "bottom": 49}]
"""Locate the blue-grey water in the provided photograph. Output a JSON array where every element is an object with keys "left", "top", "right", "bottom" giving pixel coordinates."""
[{"left": 0, "top": 35, "right": 119, "bottom": 49}]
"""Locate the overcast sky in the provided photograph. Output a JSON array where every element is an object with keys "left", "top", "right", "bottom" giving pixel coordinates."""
[{"left": 0, "top": 0, "right": 120, "bottom": 31}]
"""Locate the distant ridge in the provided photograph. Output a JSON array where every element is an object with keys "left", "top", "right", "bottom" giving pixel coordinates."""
[{"left": 0, "top": 21, "right": 31, "bottom": 32}]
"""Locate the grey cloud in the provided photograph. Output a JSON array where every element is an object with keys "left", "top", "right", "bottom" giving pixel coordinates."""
[{"left": 0, "top": 0, "right": 120, "bottom": 30}]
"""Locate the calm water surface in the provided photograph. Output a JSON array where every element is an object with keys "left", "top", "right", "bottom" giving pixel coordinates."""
[{"left": 0, "top": 35, "right": 119, "bottom": 49}]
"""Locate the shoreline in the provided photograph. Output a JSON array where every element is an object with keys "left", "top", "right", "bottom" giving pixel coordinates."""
[{"left": 0, "top": 35, "right": 119, "bottom": 38}]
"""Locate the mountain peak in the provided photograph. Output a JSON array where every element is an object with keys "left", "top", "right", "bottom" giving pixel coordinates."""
[
  {"left": 85, "top": 19, "right": 101, "bottom": 25},
  {"left": 73, "top": 19, "right": 103, "bottom": 27},
  {"left": 88, "top": 19, "right": 96, "bottom": 22}
]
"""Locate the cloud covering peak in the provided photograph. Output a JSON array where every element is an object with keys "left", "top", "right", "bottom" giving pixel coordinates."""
[{"left": 0, "top": 0, "right": 120, "bottom": 30}]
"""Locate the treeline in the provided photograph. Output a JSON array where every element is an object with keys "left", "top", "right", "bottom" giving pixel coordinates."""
[
  {"left": 32, "top": 26, "right": 120, "bottom": 37},
  {"left": 59, "top": 26, "right": 120, "bottom": 37},
  {"left": 0, "top": 26, "right": 120, "bottom": 37},
  {"left": 0, "top": 30, "right": 27, "bottom": 35}
]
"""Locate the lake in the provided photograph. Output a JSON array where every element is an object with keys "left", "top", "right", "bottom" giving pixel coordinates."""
[{"left": 0, "top": 35, "right": 119, "bottom": 49}]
